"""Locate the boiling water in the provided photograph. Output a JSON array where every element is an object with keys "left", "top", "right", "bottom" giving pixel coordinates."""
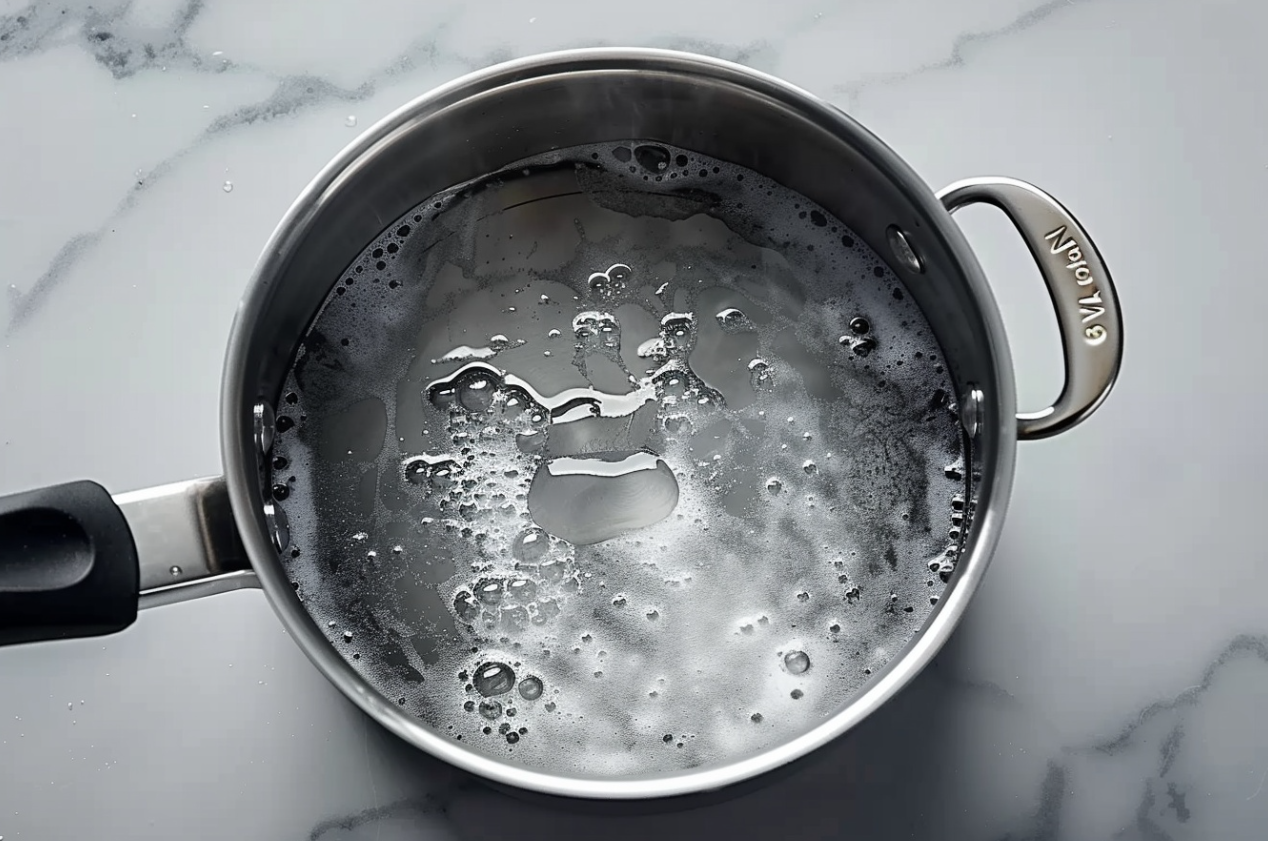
[{"left": 270, "top": 141, "right": 969, "bottom": 777}]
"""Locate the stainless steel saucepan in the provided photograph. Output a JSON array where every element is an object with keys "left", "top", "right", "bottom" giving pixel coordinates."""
[{"left": 0, "top": 48, "right": 1122, "bottom": 799}]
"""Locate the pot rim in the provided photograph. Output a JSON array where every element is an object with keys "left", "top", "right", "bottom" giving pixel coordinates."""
[{"left": 221, "top": 46, "right": 1017, "bottom": 800}]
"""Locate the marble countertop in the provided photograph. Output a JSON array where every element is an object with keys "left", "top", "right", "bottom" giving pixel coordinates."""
[{"left": 2, "top": 0, "right": 1266, "bottom": 838}]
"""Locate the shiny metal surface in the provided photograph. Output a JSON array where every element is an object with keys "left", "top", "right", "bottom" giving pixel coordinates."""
[
  {"left": 961, "top": 384, "right": 985, "bottom": 440},
  {"left": 114, "top": 478, "right": 258, "bottom": 607},
  {"left": 939, "top": 177, "right": 1123, "bottom": 440},
  {"left": 252, "top": 400, "right": 275, "bottom": 457},
  {"left": 218, "top": 48, "right": 1033, "bottom": 799}
]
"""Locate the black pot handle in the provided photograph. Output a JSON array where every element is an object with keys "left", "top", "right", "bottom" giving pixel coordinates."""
[
  {"left": 0, "top": 481, "right": 139, "bottom": 645},
  {"left": 0, "top": 477, "right": 260, "bottom": 647}
]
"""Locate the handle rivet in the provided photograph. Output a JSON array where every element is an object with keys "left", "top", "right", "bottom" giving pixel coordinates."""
[
  {"left": 253, "top": 400, "right": 276, "bottom": 456},
  {"left": 886, "top": 225, "right": 924, "bottom": 274},
  {"left": 960, "top": 385, "right": 984, "bottom": 439},
  {"left": 264, "top": 500, "right": 290, "bottom": 553}
]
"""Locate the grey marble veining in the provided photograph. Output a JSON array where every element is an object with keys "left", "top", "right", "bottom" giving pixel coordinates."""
[{"left": 2, "top": 0, "right": 1267, "bottom": 838}]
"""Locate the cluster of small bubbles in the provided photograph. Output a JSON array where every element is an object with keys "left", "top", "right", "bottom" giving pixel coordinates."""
[
  {"left": 572, "top": 311, "right": 621, "bottom": 356},
  {"left": 839, "top": 334, "right": 877, "bottom": 357},
  {"left": 588, "top": 263, "right": 632, "bottom": 299},
  {"left": 715, "top": 307, "right": 754, "bottom": 333},
  {"left": 403, "top": 454, "right": 461, "bottom": 489},
  {"left": 663, "top": 414, "right": 693, "bottom": 436},
  {"left": 748, "top": 359, "right": 774, "bottom": 392},
  {"left": 660, "top": 312, "right": 696, "bottom": 357}
]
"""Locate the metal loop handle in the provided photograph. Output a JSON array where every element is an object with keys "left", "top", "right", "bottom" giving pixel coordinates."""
[{"left": 938, "top": 177, "right": 1123, "bottom": 440}]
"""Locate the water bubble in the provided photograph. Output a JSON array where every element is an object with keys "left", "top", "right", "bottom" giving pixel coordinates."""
[
  {"left": 766, "top": 477, "right": 783, "bottom": 495},
  {"left": 716, "top": 307, "right": 753, "bottom": 332},
  {"left": 637, "top": 337, "right": 667, "bottom": 360},
  {"left": 573, "top": 311, "right": 620, "bottom": 354},
  {"left": 222, "top": 180, "right": 233, "bottom": 193},
  {"left": 403, "top": 454, "right": 462, "bottom": 489},
  {"left": 518, "top": 676, "right": 544, "bottom": 700},
  {"left": 169, "top": 565, "right": 182, "bottom": 577},
  {"left": 664, "top": 414, "right": 693, "bottom": 435},
  {"left": 343, "top": 630, "right": 353, "bottom": 641},
  {"left": 547, "top": 328, "right": 561, "bottom": 338},
  {"left": 512, "top": 527, "right": 550, "bottom": 563},
  {"left": 475, "top": 578, "right": 505, "bottom": 605},
  {"left": 852, "top": 338, "right": 877, "bottom": 357},
  {"left": 790, "top": 689, "right": 804, "bottom": 700},
  {"left": 634, "top": 144, "right": 671, "bottom": 173},
  {"left": 784, "top": 650, "right": 811, "bottom": 674},
  {"left": 587, "top": 263, "right": 632, "bottom": 298},
  {"left": 646, "top": 609, "right": 660, "bottom": 621},
  {"left": 344, "top": 115, "right": 357, "bottom": 127},
  {"left": 803, "top": 460, "right": 817, "bottom": 475},
  {"left": 455, "top": 369, "right": 499, "bottom": 413},
  {"left": 453, "top": 590, "right": 481, "bottom": 623},
  {"left": 748, "top": 359, "right": 773, "bottom": 392},
  {"left": 516, "top": 429, "right": 546, "bottom": 454},
  {"left": 850, "top": 317, "right": 871, "bottom": 335},
  {"left": 528, "top": 599, "right": 558, "bottom": 627},
  {"left": 750, "top": 713, "right": 763, "bottom": 723},
  {"left": 506, "top": 731, "right": 520, "bottom": 744},
  {"left": 506, "top": 578, "right": 537, "bottom": 603},
  {"left": 478, "top": 699, "right": 503, "bottom": 719},
  {"left": 499, "top": 604, "right": 530, "bottom": 630},
  {"left": 474, "top": 662, "right": 516, "bottom": 696},
  {"left": 660, "top": 312, "right": 697, "bottom": 356}
]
